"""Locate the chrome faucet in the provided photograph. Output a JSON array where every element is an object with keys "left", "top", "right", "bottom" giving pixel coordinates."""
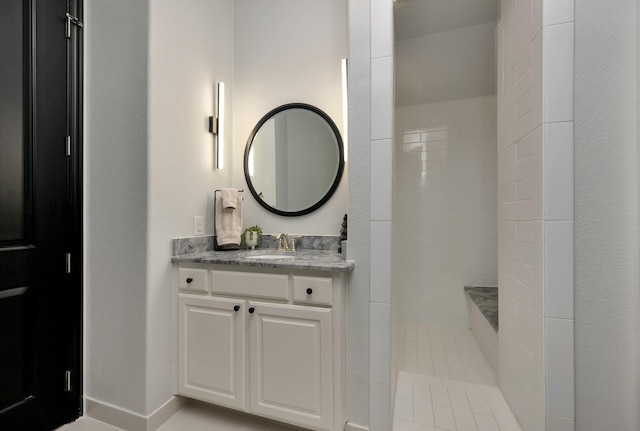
[{"left": 276, "top": 233, "right": 290, "bottom": 251}]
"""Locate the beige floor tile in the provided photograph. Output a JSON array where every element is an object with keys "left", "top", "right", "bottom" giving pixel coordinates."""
[
  {"left": 56, "top": 417, "right": 124, "bottom": 431},
  {"left": 157, "top": 401, "right": 276, "bottom": 431}
]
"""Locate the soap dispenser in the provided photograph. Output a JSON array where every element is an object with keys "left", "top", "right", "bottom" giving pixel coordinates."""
[{"left": 339, "top": 214, "right": 347, "bottom": 255}]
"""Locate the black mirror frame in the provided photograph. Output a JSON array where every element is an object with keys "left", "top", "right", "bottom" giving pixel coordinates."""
[{"left": 243, "top": 103, "right": 345, "bottom": 217}]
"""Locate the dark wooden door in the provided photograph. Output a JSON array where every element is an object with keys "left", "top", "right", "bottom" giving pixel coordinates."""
[{"left": 0, "top": 0, "right": 82, "bottom": 429}]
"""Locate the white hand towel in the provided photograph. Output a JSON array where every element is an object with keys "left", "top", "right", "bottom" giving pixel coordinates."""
[
  {"left": 220, "top": 188, "right": 238, "bottom": 211},
  {"left": 216, "top": 196, "right": 243, "bottom": 246}
]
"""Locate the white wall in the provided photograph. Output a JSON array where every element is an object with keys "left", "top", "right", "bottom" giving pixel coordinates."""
[
  {"left": 574, "top": 0, "right": 640, "bottom": 429},
  {"left": 86, "top": 0, "right": 234, "bottom": 419},
  {"left": 85, "top": 0, "right": 150, "bottom": 414},
  {"left": 395, "top": 22, "right": 497, "bottom": 106},
  {"left": 232, "top": 0, "right": 348, "bottom": 235},
  {"left": 147, "top": 0, "right": 234, "bottom": 414},
  {"left": 497, "top": 0, "right": 575, "bottom": 429},
  {"left": 395, "top": 96, "right": 498, "bottom": 328}
]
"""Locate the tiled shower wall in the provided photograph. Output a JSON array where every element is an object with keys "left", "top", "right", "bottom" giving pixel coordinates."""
[
  {"left": 368, "top": 0, "right": 394, "bottom": 427},
  {"left": 394, "top": 96, "right": 498, "bottom": 327},
  {"left": 497, "top": 0, "right": 575, "bottom": 429},
  {"left": 347, "top": 0, "right": 395, "bottom": 429}
]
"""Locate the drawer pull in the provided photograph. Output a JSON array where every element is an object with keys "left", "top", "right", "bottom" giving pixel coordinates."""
[
  {"left": 306, "top": 288, "right": 313, "bottom": 295},
  {"left": 248, "top": 307, "right": 255, "bottom": 314},
  {"left": 186, "top": 277, "right": 193, "bottom": 284},
  {"left": 234, "top": 305, "right": 240, "bottom": 312}
]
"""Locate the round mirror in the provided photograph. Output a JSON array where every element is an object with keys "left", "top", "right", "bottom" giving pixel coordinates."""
[{"left": 244, "top": 103, "right": 344, "bottom": 216}]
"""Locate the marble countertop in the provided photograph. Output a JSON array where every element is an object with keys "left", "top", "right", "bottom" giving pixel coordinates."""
[
  {"left": 464, "top": 286, "right": 498, "bottom": 331},
  {"left": 172, "top": 249, "right": 355, "bottom": 272}
]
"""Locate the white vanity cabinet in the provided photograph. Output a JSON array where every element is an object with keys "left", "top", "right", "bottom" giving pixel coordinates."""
[
  {"left": 177, "top": 294, "right": 246, "bottom": 410},
  {"left": 174, "top": 263, "right": 346, "bottom": 431},
  {"left": 248, "top": 301, "right": 333, "bottom": 430}
]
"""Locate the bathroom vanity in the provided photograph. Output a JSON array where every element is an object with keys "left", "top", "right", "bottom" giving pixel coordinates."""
[{"left": 171, "top": 249, "right": 354, "bottom": 431}]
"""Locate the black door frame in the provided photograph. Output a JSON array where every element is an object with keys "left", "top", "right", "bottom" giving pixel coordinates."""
[
  {"left": 0, "top": 0, "right": 83, "bottom": 428},
  {"left": 65, "top": 0, "right": 84, "bottom": 418}
]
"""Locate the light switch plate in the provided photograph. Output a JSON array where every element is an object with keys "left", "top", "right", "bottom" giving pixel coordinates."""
[{"left": 193, "top": 216, "right": 204, "bottom": 236}]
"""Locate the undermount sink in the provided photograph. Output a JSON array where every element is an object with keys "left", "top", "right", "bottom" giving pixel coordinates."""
[{"left": 245, "top": 253, "right": 295, "bottom": 260}]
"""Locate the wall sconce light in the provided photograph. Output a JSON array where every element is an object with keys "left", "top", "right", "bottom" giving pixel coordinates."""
[
  {"left": 209, "top": 82, "right": 225, "bottom": 169},
  {"left": 341, "top": 58, "right": 349, "bottom": 162}
]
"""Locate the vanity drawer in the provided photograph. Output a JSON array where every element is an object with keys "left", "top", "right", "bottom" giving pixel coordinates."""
[
  {"left": 210, "top": 270, "right": 289, "bottom": 301},
  {"left": 292, "top": 275, "right": 332, "bottom": 306},
  {"left": 179, "top": 267, "right": 209, "bottom": 293}
]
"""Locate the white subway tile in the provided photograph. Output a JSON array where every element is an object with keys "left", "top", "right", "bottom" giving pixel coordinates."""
[
  {"left": 543, "top": 23, "right": 574, "bottom": 123},
  {"left": 430, "top": 385, "right": 451, "bottom": 407},
  {"left": 544, "top": 0, "right": 574, "bottom": 26},
  {"left": 544, "top": 122, "right": 574, "bottom": 220},
  {"left": 371, "top": 56, "right": 393, "bottom": 140},
  {"left": 413, "top": 382, "right": 435, "bottom": 426},
  {"left": 467, "top": 392, "right": 492, "bottom": 416},
  {"left": 370, "top": 382, "right": 392, "bottom": 431},
  {"left": 546, "top": 318, "right": 575, "bottom": 418},
  {"left": 474, "top": 413, "right": 500, "bottom": 431},
  {"left": 499, "top": 144, "right": 517, "bottom": 168},
  {"left": 393, "top": 419, "right": 438, "bottom": 431},
  {"left": 393, "top": 395, "right": 413, "bottom": 421},
  {"left": 395, "top": 97, "right": 498, "bottom": 321},
  {"left": 546, "top": 414, "right": 575, "bottom": 431},
  {"left": 532, "top": 0, "right": 543, "bottom": 36},
  {"left": 370, "top": 303, "right": 391, "bottom": 386},
  {"left": 371, "top": 221, "right": 391, "bottom": 303},
  {"left": 515, "top": 45, "right": 532, "bottom": 81},
  {"left": 497, "top": 24, "right": 505, "bottom": 84},
  {"left": 448, "top": 388, "right": 477, "bottom": 430},
  {"left": 514, "top": 220, "right": 536, "bottom": 244},
  {"left": 545, "top": 221, "right": 574, "bottom": 319},
  {"left": 497, "top": 5, "right": 551, "bottom": 429},
  {"left": 433, "top": 405, "right": 456, "bottom": 430},
  {"left": 403, "top": 133, "right": 421, "bottom": 144},
  {"left": 370, "top": 0, "right": 393, "bottom": 59},
  {"left": 371, "top": 139, "right": 393, "bottom": 220}
]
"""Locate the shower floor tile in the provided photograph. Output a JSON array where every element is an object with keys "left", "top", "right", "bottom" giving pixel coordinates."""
[
  {"left": 397, "top": 324, "right": 497, "bottom": 386},
  {"left": 393, "top": 372, "right": 522, "bottom": 431}
]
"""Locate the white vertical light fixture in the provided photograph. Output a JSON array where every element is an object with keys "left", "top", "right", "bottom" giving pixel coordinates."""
[
  {"left": 216, "top": 82, "right": 225, "bottom": 169},
  {"left": 209, "top": 82, "right": 225, "bottom": 169},
  {"left": 341, "top": 58, "right": 349, "bottom": 161}
]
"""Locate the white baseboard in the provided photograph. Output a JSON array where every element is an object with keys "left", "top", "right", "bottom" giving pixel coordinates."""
[
  {"left": 85, "top": 396, "right": 186, "bottom": 431},
  {"left": 345, "top": 421, "right": 369, "bottom": 431},
  {"left": 148, "top": 396, "right": 187, "bottom": 430}
]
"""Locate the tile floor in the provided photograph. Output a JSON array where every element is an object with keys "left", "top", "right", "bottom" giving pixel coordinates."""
[
  {"left": 394, "top": 324, "right": 522, "bottom": 431},
  {"left": 396, "top": 323, "right": 497, "bottom": 386},
  {"left": 393, "top": 373, "right": 521, "bottom": 431},
  {"left": 58, "top": 401, "right": 307, "bottom": 431},
  {"left": 156, "top": 401, "right": 306, "bottom": 431},
  {"left": 59, "top": 324, "right": 519, "bottom": 431},
  {"left": 57, "top": 417, "right": 122, "bottom": 431}
]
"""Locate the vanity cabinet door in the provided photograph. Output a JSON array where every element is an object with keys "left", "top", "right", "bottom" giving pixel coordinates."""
[
  {"left": 248, "top": 301, "right": 333, "bottom": 431},
  {"left": 177, "top": 294, "right": 246, "bottom": 410}
]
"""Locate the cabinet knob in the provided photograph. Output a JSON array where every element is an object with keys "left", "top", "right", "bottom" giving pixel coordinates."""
[
  {"left": 248, "top": 307, "right": 255, "bottom": 314},
  {"left": 306, "top": 288, "right": 313, "bottom": 295},
  {"left": 186, "top": 277, "right": 193, "bottom": 284},
  {"left": 234, "top": 305, "right": 240, "bottom": 312}
]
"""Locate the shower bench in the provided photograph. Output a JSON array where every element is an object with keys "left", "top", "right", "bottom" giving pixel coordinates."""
[{"left": 464, "top": 286, "right": 498, "bottom": 373}]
